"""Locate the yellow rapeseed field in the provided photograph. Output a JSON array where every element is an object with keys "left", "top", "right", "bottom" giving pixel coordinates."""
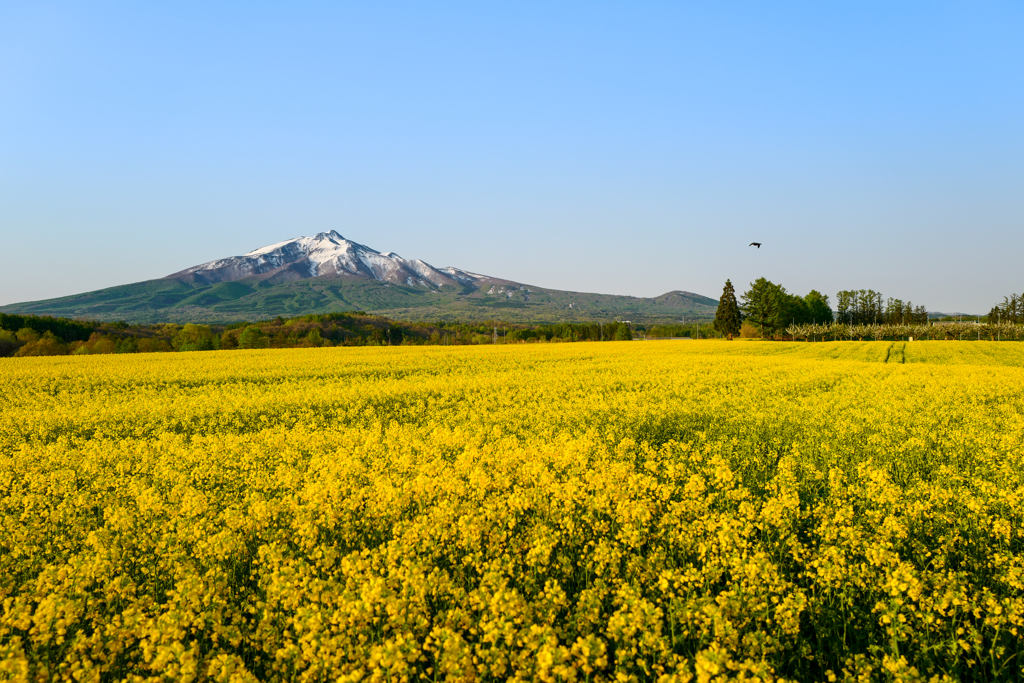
[{"left": 2, "top": 341, "right": 1023, "bottom": 682}]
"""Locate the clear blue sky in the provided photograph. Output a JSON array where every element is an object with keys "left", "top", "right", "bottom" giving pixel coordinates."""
[{"left": 2, "top": 2, "right": 1022, "bottom": 312}]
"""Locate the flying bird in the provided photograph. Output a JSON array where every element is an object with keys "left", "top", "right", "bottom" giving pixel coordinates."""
[{"left": 749, "top": 242, "right": 762, "bottom": 248}]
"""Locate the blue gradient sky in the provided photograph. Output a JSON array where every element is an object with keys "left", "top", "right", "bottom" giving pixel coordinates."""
[{"left": 2, "top": 2, "right": 1022, "bottom": 312}]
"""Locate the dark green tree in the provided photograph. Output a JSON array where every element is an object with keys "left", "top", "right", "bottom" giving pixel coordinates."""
[
  {"left": 0, "top": 330, "right": 18, "bottom": 357},
  {"left": 780, "top": 292, "right": 810, "bottom": 326},
  {"left": 835, "top": 291, "right": 853, "bottom": 325},
  {"left": 238, "top": 325, "right": 269, "bottom": 349},
  {"left": 1003, "top": 294, "right": 1021, "bottom": 324},
  {"left": 741, "top": 278, "right": 785, "bottom": 337},
  {"left": 714, "top": 280, "right": 742, "bottom": 339},
  {"left": 804, "top": 290, "right": 833, "bottom": 323}
]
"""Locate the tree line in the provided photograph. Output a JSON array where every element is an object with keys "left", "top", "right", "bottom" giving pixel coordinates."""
[
  {"left": 834, "top": 290, "right": 928, "bottom": 326},
  {"left": 0, "top": 313, "right": 635, "bottom": 358},
  {"left": 642, "top": 322, "right": 719, "bottom": 339},
  {"left": 712, "top": 279, "right": 930, "bottom": 339},
  {"left": 988, "top": 293, "right": 1023, "bottom": 324}
]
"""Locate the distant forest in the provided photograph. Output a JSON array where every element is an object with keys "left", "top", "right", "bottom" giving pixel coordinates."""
[{"left": 0, "top": 312, "right": 636, "bottom": 358}]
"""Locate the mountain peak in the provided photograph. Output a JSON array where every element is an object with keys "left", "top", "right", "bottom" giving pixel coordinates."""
[{"left": 171, "top": 232, "right": 489, "bottom": 290}]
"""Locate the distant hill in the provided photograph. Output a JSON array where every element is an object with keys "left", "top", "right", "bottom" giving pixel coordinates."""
[
  {"left": 928, "top": 312, "right": 980, "bottom": 319},
  {"left": 1, "top": 231, "right": 718, "bottom": 324}
]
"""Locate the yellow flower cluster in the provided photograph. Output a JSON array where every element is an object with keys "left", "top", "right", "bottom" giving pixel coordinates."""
[{"left": 1, "top": 341, "right": 1023, "bottom": 682}]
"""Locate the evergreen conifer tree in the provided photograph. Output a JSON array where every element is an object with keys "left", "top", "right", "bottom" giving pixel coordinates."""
[{"left": 714, "top": 279, "right": 742, "bottom": 339}]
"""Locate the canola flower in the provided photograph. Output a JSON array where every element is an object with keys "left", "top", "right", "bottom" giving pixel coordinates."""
[{"left": 1, "top": 341, "right": 1023, "bottom": 682}]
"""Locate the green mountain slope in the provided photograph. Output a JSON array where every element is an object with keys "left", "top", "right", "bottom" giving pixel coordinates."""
[{"left": 1, "top": 275, "right": 718, "bottom": 324}]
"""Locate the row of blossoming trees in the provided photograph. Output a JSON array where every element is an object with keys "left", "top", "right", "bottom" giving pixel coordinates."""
[{"left": 786, "top": 320, "right": 1024, "bottom": 341}]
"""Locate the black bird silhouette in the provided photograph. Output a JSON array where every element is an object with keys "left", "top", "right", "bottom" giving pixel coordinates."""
[{"left": 749, "top": 242, "right": 762, "bottom": 248}]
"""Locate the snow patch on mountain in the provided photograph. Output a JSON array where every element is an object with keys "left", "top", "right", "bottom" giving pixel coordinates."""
[{"left": 171, "top": 230, "right": 496, "bottom": 289}]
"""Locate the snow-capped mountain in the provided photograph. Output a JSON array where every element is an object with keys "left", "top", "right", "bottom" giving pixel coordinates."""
[
  {"left": 1, "top": 230, "right": 720, "bottom": 324},
  {"left": 170, "top": 231, "right": 504, "bottom": 290}
]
